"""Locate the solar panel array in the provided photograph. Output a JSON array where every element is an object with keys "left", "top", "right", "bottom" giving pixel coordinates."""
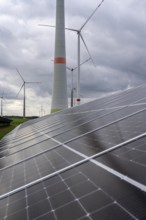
[{"left": 1, "top": 85, "right": 146, "bottom": 220}]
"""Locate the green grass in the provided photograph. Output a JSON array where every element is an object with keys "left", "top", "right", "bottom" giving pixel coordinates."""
[{"left": 0, "top": 118, "right": 29, "bottom": 140}]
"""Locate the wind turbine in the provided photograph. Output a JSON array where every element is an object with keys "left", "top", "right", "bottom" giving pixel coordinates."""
[
  {"left": 16, "top": 68, "right": 40, "bottom": 118},
  {"left": 66, "top": 57, "right": 91, "bottom": 107},
  {"left": 66, "top": 0, "right": 105, "bottom": 105},
  {"left": 0, "top": 93, "right": 4, "bottom": 117},
  {"left": 0, "top": 92, "right": 8, "bottom": 117},
  {"left": 38, "top": 0, "right": 105, "bottom": 105}
]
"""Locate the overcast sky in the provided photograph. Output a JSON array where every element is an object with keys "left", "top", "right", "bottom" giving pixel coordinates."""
[{"left": 0, "top": 0, "right": 146, "bottom": 116}]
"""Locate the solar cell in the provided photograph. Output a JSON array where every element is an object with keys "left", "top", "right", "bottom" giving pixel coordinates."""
[{"left": 1, "top": 85, "right": 146, "bottom": 219}]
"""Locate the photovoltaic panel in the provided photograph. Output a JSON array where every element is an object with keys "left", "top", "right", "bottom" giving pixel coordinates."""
[{"left": 1, "top": 85, "right": 146, "bottom": 219}]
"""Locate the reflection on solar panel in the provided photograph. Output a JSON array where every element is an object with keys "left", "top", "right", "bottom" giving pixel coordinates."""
[{"left": 1, "top": 85, "right": 146, "bottom": 220}]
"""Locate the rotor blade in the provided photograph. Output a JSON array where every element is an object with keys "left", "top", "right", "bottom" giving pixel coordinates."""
[
  {"left": 74, "top": 58, "right": 91, "bottom": 71},
  {"left": 38, "top": 24, "right": 55, "bottom": 28},
  {"left": 38, "top": 24, "right": 78, "bottom": 32},
  {"left": 16, "top": 83, "right": 24, "bottom": 98},
  {"left": 2, "top": 92, "right": 7, "bottom": 102},
  {"left": 0, "top": 91, "right": 4, "bottom": 98},
  {"left": 80, "top": 0, "right": 105, "bottom": 31},
  {"left": 65, "top": 27, "right": 78, "bottom": 32},
  {"left": 80, "top": 34, "right": 95, "bottom": 66},
  {"left": 25, "top": 82, "right": 41, "bottom": 84},
  {"left": 3, "top": 97, "right": 7, "bottom": 103},
  {"left": 16, "top": 68, "right": 24, "bottom": 82},
  {"left": 66, "top": 66, "right": 72, "bottom": 71}
]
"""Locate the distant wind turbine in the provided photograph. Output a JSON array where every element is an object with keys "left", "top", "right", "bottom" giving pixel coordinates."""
[
  {"left": 66, "top": 58, "right": 91, "bottom": 107},
  {"left": 38, "top": 0, "right": 104, "bottom": 105},
  {"left": 0, "top": 92, "right": 4, "bottom": 117},
  {"left": 51, "top": 57, "right": 90, "bottom": 107},
  {"left": 16, "top": 68, "right": 40, "bottom": 118}
]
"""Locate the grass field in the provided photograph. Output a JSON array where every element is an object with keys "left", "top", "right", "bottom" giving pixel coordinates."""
[{"left": 0, "top": 118, "right": 29, "bottom": 140}]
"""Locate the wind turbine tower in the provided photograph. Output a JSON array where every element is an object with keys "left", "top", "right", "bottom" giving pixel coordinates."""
[
  {"left": 51, "top": 0, "right": 68, "bottom": 113},
  {"left": 0, "top": 95, "right": 3, "bottom": 117}
]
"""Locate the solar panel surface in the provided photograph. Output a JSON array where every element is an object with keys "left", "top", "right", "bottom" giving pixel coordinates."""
[{"left": 1, "top": 85, "right": 146, "bottom": 220}]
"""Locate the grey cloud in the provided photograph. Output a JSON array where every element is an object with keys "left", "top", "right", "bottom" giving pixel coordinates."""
[{"left": 1, "top": 0, "right": 55, "bottom": 20}]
